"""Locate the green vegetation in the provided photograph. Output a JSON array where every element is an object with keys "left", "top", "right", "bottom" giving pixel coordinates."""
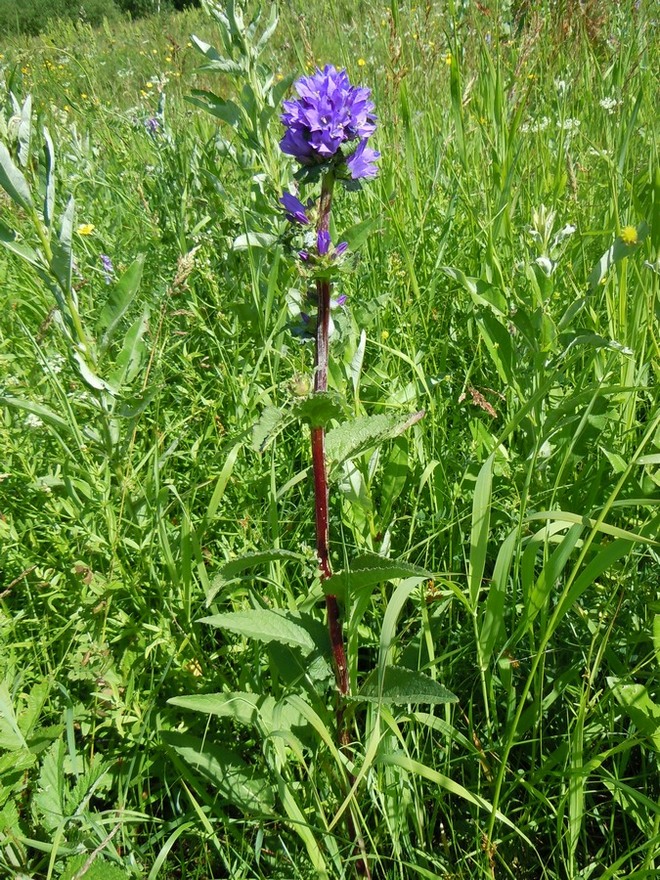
[{"left": 0, "top": 1, "right": 658, "bottom": 878}]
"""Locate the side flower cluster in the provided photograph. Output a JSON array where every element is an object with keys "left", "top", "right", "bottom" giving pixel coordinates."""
[{"left": 280, "top": 64, "right": 380, "bottom": 180}]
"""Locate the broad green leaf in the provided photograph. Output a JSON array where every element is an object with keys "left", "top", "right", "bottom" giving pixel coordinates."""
[
  {"left": 588, "top": 223, "right": 648, "bottom": 291},
  {"left": 378, "top": 753, "right": 531, "bottom": 842},
  {"left": 0, "top": 682, "right": 27, "bottom": 751},
  {"left": 0, "top": 219, "right": 41, "bottom": 266},
  {"left": 608, "top": 679, "right": 660, "bottom": 751},
  {"left": 50, "top": 196, "right": 75, "bottom": 295},
  {"left": 478, "top": 527, "right": 518, "bottom": 672},
  {"left": 326, "top": 410, "right": 424, "bottom": 477},
  {"left": 0, "top": 141, "right": 33, "bottom": 210},
  {"left": 358, "top": 667, "right": 457, "bottom": 705},
  {"left": 469, "top": 453, "right": 494, "bottom": 608},
  {"left": 0, "top": 396, "right": 72, "bottom": 436},
  {"left": 162, "top": 732, "right": 275, "bottom": 814},
  {"left": 232, "top": 232, "right": 277, "bottom": 250},
  {"left": 108, "top": 308, "right": 149, "bottom": 392},
  {"left": 292, "top": 392, "right": 347, "bottom": 428},
  {"left": 61, "top": 855, "right": 132, "bottom": 880},
  {"left": 190, "top": 35, "right": 242, "bottom": 74},
  {"left": 338, "top": 217, "right": 380, "bottom": 251},
  {"left": 252, "top": 405, "right": 286, "bottom": 452},
  {"left": 168, "top": 691, "right": 307, "bottom": 737},
  {"left": 198, "top": 609, "right": 316, "bottom": 653},
  {"left": 477, "top": 311, "right": 516, "bottom": 387},
  {"left": 17, "top": 95, "right": 32, "bottom": 168},
  {"left": 34, "top": 739, "right": 65, "bottom": 832},
  {"left": 441, "top": 266, "right": 508, "bottom": 316},
  {"left": 97, "top": 254, "right": 145, "bottom": 350},
  {"left": 323, "top": 553, "right": 430, "bottom": 602},
  {"left": 186, "top": 90, "right": 241, "bottom": 127},
  {"left": 43, "top": 127, "right": 56, "bottom": 228},
  {"left": 206, "top": 548, "right": 306, "bottom": 603}
]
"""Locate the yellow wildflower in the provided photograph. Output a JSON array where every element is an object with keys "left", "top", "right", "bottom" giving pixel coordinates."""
[
  {"left": 357, "top": 58, "right": 366, "bottom": 67},
  {"left": 445, "top": 52, "right": 452, "bottom": 65},
  {"left": 620, "top": 225, "right": 638, "bottom": 245},
  {"left": 381, "top": 330, "right": 390, "bottom": 341},
  {"left": 77, "top": 223, "right": 95, "bottom": 236}
]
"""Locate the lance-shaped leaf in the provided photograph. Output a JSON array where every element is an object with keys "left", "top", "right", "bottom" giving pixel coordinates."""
[
  {"left": 43, "top": 127, "right": 56, "bottom": 228},
  {"left": 206, "top": 548, "right": 306, "bottom": 603},
  {"left": 358, "top": 666, "right": 457, "bottom": 705},
  {"left": 0, "top": 141, "right": 33, "bottom": 211},
  {"left": 50, "top": 196, "right": 74, "bottom": 295},
  {"left": 17, "top": 95, "right": 32, "bottom": 168},
  {"left": 162, "top": 731, "right": 275, "bottom": 814},
  {"left": 198, "top": 609, "right": 316, "bottom": 654},
  {"left": 0, "top": 220, "right": 42, "bottom": 267},
  {"left": 186, "top": 89, "right": 241, "bottom": 127},
  {"left": 326, "top": 410, "right": 424, "bottom": 477},
  {"left": 96, "top": 254, "right": 145, "bottom": 353},
  {"left": 323, "top": 553, "right": 431, "bottom": 602}
]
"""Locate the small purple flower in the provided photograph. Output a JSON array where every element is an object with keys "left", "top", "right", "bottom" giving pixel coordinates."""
[
  {"left": 346, "top": 140, "right": 380, "bottom": 179},
  {"left": 145, "top": 116, "right": 161, "bottom": 135},
  {"left": 317, "top": 229, "right": 330, "bottom": 255},
  {"left": 280, "top": 192, "right": 311, "bottom": 225},
  {"left": 280, "top": 65, "right": 377, "bottom": 167},
  {"left": 100, "top": 254, "right": 114, "bottom": 285},
  {"left": 298, "top": 249, "right": 310, "bottom": 262},
  {"left": 333, "top": 242, "right": 348, "bottom": 259},
  {"left": 333, "top": 294, "right": 347, "bottom": 307}
]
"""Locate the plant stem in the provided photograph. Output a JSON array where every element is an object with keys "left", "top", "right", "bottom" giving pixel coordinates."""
[
  {"left": 312, "top": 172, "right": 370, "bottom": 880},
  {"left": 311, "top": 173, "right": 350, "bottom": 703}
]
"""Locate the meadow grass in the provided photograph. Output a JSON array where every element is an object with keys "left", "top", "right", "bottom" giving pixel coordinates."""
[{"left": 0, "top": 1, "right": 659, "bottom": 878}]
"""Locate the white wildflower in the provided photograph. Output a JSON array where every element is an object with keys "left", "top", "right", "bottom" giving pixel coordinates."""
[
  {"left": 558, "top": 117, "right": 581, "bottom": 132},
  {"left": 24, "top": 413, "right": 44, "bottom": 428},
  {"left": 599, "top": 97, "right": 620, "bottom": 114},
  {"left": 554, "top": 78, "right": 568, "bottom": 96}
]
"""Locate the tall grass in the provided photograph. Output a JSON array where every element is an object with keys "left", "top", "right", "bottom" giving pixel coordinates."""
[{"left": 0, "top": 1, "right": 658, "bottom": 878}]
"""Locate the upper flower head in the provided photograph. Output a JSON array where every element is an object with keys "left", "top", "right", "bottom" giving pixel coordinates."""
[
  {"left": 280, "top": 65, "right": 377, "bottom": 168},
  {"left": 620, "top": 225, "right": 638, "bottom": 246}
]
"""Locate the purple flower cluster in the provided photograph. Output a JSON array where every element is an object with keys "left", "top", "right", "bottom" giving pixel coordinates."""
[
  {"left": 280, "top": 65, "right": 379, "bottom": 179},
  {"left": 100, "top": 254, "right": 114, "bottom": 285}
]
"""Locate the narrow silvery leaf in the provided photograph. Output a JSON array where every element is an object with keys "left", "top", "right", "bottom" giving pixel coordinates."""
[
  {"left": 50, "top": 197, "right": 74, "bottom": 297},
  {"left": 17, "top": 95, "right": 32, "bottom": 168},
  {"left": 0, "top": 141, "right": 33, "bottom": 210},
  {"left": 43, "top": 128, "right": 56, "bottom": 228}
]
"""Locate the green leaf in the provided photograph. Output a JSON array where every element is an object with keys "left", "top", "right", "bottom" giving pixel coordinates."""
[
  {"left": 0, "top": 140, "right": 33, "bottom": 210},
  {"left": 108, "top": 308, "right": 149, "bottom": 392},
  {"left": 61, "top": 855, "right": 132, "bottom": 880},
  {"left": 588, "top": 223, "right": 648, "bottom": 291},
  {"left": 43, "top": 127, "right": 56, "bottom": 228},
  {"left": 186, "top": 90, "right": 242, "bottom": 127},
  {"left": 96, "top": 254, "right": 145, "bottom": 351},
  {"left": 0, "top": 681, "right": 27, "bottom": 751},
  {"left": 324, "top": 553, "right": 430, "bottom": 602},
  {"left": 338, "top": 217, "right": 380, "bottom": 251},
  {"left": 162, "top": 732, "right": 275, "bottom": 815},
  {"left": 167, "top": 691, "right": 308, "bottom": 738},
  {"left": 198, "top": 609, "right": 316, "bottom": 653},
  {"left": 34, "top": 739, "right": 65, "bottom": 832},
  {"left": 232, "top": 232, "right": 278, "bottom": 250},
  {"left": 326, "top": 410, "right": 424, "bottom": 477},
  {"left": 206, "top": 548, "right": 306, "bottom": 603},
  {"left": 441, "top": 266, "right": 508, "bottom": 316},
  {"left": 608, "top": 679, "right": 660, "bottom": 751},
  {"left": 478, "top": 528, "right": 517, "bottom": 672},
  {"left": 292, "top": 392, "right": 347, "bottom": 428},
  {"left": 17, "top": 95, "right": 32, "bottom": 168},
  {"left": 469, "top": 453, "right": 494, "bottom": 608},
  {"left": 358, "top": 667, "right": 457, "bottom": 705},
  {"left": 0, "top": 396, "right": 73, "bottom": 436},
  {"left": 252, "top": 405, "right": 286, "bottom": 452},
  {"left": 0, "top": 220, "right": 42, "bottom": 266}
]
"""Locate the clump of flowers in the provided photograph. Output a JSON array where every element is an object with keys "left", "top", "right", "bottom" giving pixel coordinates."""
[{"left": 280, "top": 65, "right": 379, "bottom": 180}]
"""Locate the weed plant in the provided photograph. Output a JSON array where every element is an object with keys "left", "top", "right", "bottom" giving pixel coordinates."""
[{"left": 0, "top": 1, "right": 658, "bottom": 878}]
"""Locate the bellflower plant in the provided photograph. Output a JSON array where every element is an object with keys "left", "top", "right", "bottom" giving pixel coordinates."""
[{"left": 280, "top": 66, "right": 380, "bottom": 725}]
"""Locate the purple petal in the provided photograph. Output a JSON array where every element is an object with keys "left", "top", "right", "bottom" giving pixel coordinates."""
[
  {"left": 317, "top": 229, "right": 330, "bottom": 255},
  {"left": 346, "top": 139, "right": 380, "bottom": 179},
  {"left": 333, "top": 242, "right": 348, "bottom": 259},
  {"left": 280, "top": 192, "right": 310, "bottom": 225}
]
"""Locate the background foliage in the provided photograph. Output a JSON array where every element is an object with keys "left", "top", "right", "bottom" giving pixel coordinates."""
[{"left": 0, "top": 0, "right": 658, "bottom": 878}]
